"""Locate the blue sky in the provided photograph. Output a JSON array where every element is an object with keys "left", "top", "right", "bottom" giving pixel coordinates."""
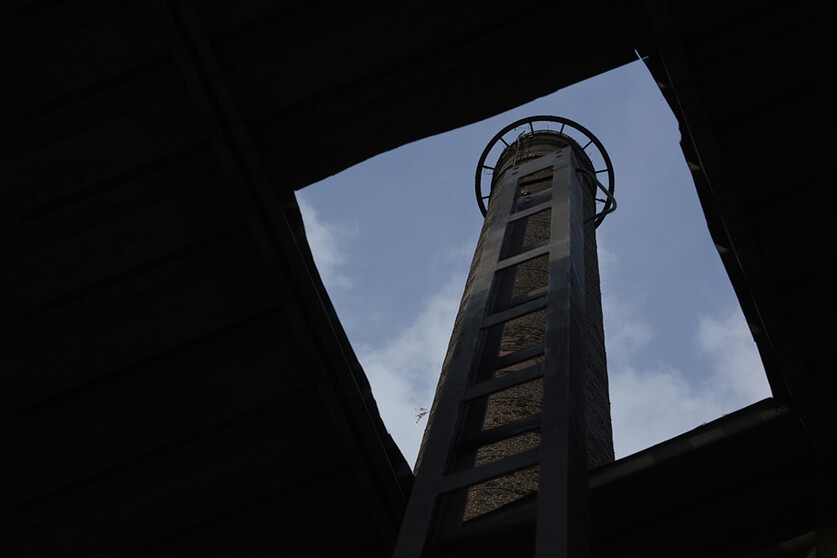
[{"left": 296, "top": 60, "right": 771, "bottom": 468}]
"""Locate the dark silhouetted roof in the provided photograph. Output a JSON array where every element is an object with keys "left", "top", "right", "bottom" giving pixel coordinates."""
[{"left": 21, "top": 1, "right": 820, "bottom": 556}]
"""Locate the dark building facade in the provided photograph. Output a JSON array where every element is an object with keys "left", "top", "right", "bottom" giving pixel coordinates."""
[{"left": 21, "top": 1, "right": 821, "bottom": 557}]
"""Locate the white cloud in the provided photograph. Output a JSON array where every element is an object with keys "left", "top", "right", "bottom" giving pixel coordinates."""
[
  {"left": 696, "top": 307, "right": 771, "bottom": 406},
  {"left": 297, "top": 196, "right": 357, "bottom": 291},
  {"left": 356, "top": 273, "right": 466, "bottom": 469},
  {"left": 608, "top": 304, "right": 770, "bottom": 458},
  {"left": 602, "top": 293, "right": 654, "bottom": 371},
  {"left": 297, "top": 191, "right": 770, "bottom": 468},
  {"left": 297, "top": 192, "right": 472, "bottom": 468},
  {"left": 353, "top": 269, "right": 769, "bottom": 466},
  {"left": 610, "top": 364, "right": 727, "bottom": 458}
]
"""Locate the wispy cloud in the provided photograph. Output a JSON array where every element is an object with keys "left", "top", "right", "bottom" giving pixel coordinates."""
[
  {"left": 696, "top": 308, "right": 771, "bottom": 405},
  {"left": 608, "top": 303, "right": 770, "bottom": 458},
  {"left": 602, "top": 293, "right": 654, "bottom": 371},
  {"left": 298, "top": 192, "right": 469, "bottom": 467},
  {"left": 599, "top": 232, "right": 770, "bottom": 458},
  {"left": 356, "top": 273, "right": 466, "bottom": 469},
  {"left": 297, "top": 195, "right": 357, "bottom": 291},
  {"left": 610, "top": 364, "right": 726, "bottom": 457},
  {"left": 298, "top": 192, "right": 770, "bottom": 467}
]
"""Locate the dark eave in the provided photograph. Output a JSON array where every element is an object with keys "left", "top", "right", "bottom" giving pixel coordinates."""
[
  {"left": 431, "top": 398, "right": 815, "bottom": 558},
  {"left": 20, "top": 0, "right": 822, "bottom": 556}
]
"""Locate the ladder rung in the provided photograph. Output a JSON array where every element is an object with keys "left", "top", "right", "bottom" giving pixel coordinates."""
[
  {"left": 496, "top": 243, "right": 549, "bottom": 271},
  {"left": 508, "top": 197, "right": 552, "bottom": 223},
  {"left": 478, "top": 414, "right": 541, "bottom": 447},
  {"left": 506, "top": 285, "right": 548, "bottom": 309},
  {"left": 481, "top": 296, "right": 547, "bottom": 328},
  {"left": 435, "top": 447, "right": 540, "bottom": 494},
  {"left": 464, "top": 363, "right": 543, "bottom": 401},
  {"left": 495, "top": 344, "right": 544, "bottom": 370},
  {"left": 457, "top": 495, "right": 537, "bottom": 540},
  {"left": 431, "top": 494, "right": 537, "bottom": 554}
]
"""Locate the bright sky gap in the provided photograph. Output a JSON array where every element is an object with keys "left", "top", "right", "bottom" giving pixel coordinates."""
[{"left": 296, "top": 60, "right": 771, "bottom": 468}]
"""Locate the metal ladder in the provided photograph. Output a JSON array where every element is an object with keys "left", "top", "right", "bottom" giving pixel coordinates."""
[{"left": 393, "top": 146, "right": 592, "bottom": 558}]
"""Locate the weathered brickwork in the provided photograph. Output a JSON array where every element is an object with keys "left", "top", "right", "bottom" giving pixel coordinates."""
[{"left": 418, "top": 131, "right": 614, "bottom": 520}]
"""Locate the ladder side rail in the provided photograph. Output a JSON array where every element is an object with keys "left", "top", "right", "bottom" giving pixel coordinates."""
[
  {"left": 392, "top": 165, "right": 521, "bottom": 558},
  {"left": 535, "top": 150, "right": 590, "bottom": 558}
]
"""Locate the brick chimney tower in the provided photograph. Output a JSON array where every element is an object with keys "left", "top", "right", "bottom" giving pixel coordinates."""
[{"left": 396, "top": 116, "right": 616, "bottom": 558}]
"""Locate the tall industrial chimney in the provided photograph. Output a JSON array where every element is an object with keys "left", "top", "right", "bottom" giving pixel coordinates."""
[{"left": 395, "top": 116, "right": 616, "bottom": 558}]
